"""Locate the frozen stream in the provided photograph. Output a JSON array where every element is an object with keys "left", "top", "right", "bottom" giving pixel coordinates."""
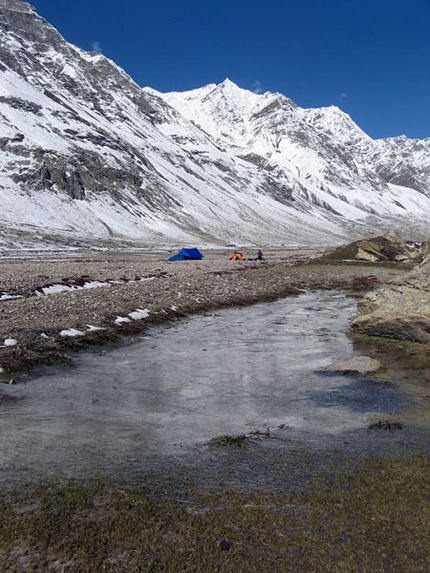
[{"left": 1, "top": 291, "right": 428, "bottom": 487}]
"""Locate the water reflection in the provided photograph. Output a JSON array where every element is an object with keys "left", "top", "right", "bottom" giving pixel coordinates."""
[{"left": 0, "top": 291, "right": 427, "bottom": 485}]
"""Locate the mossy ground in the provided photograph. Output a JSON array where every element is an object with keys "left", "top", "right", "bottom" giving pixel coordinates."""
[{"left": 0, "top": 455, "right": 428, "bottom": 572}]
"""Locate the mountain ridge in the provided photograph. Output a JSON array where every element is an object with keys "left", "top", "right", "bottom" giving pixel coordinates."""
[{"left": 0, "top": 0, "right": 429, "bottom": 251}]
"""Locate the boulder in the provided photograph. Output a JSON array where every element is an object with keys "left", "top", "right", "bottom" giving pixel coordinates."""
[
  {"left": 350, "top": 255, "right": 430, "bottom": 342},
  {"left": 316, "top": 230, "right": 420, "bottom": 264}
]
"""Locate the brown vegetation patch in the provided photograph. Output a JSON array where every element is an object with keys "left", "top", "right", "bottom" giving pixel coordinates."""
[
  {"left": 350, "top": 275, "right": 380, "bottom": 290},
  {"left": 208, "top": 429, "right": 270, "bottom": 447},
  {"left": 368, "top": 418, "right": 404, "bottom": 431}
]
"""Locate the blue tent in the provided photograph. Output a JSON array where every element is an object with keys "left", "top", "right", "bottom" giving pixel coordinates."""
[{"left": 167, "top": 248, "right": 204, "bottom": 262}]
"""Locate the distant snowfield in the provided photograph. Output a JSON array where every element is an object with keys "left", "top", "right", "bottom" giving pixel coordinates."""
[{"left": 1, "top": 180, "right": 428, "bottom": 251}]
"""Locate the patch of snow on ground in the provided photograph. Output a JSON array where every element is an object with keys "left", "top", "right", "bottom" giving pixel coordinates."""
[
  {"left": 114, "top": 316, "right": 132, "bottom": 324},
  {"left": 2, "top": 338, "right": 17, "bottom": 346},
  {"left": 36, "top": 281, "right": 108, "bottom": 295},
  {"left": 0, "top": 294, "right": 22, "bottom": 301},
  {"left": 59, "top": 328, "right": 85, "bottom": 337},
  {"left": 115, "top": 308, "right": 151, "bottom": 324},
  {"left": 128, "top": 308, "right": 150, "bottom": 320}
]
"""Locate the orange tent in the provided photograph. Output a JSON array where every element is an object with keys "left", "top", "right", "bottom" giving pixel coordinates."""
[{"left": 230, "top": 252, "right": 245, "bottom": 261}]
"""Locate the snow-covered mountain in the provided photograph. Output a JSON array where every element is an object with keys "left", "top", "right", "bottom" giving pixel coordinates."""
[{"left": 1, "top": 0, "right": 429, "bottom": 251}]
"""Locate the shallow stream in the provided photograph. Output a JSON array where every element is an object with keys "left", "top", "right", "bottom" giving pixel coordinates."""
[{"left": 1, "top": 291, "right": 429, "bottom": 489}]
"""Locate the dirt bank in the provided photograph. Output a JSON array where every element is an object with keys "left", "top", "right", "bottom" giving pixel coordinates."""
[{"left": 0, "top": 248, "right": 406, "bottom": 377}]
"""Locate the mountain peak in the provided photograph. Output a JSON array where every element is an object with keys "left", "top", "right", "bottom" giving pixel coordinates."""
[
  {"left": 213, "top": 78, "right": 259, "bottom": 101},
  {"left": 219, "top": 77, "right": 237, "bottom": 88},
  {"left": 218, "top": 78, "right": 247, "bottom": 93}
]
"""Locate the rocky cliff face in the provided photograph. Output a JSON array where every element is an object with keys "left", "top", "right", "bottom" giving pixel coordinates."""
[{"left": 1, "top": 0, "right": 430, "bottom": 249}]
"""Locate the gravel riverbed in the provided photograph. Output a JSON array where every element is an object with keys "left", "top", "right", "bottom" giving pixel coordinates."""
[{"left": 0, "top": 247, "right": 405, "bottom": 376}]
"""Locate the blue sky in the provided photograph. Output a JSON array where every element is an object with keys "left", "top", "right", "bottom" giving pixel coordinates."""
[{"left": 31, "top": 0, "right": 430, "bottom": 140}]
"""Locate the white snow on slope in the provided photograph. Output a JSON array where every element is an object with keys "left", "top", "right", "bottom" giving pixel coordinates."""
[{"left": 0, "top": 1, "right": 430, "bottom": 250}]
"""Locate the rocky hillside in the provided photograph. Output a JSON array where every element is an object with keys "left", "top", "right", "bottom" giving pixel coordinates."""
[{"left": 1, "top": 0, "right": 430, "bottom": 250}]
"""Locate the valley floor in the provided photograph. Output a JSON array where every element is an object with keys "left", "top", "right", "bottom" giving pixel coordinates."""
[
  {"left": 0, "top": 247, "right": 405, "bottom": 376},
  {"left": 1, "top": 249, "right": 429, "bottom": 572}
]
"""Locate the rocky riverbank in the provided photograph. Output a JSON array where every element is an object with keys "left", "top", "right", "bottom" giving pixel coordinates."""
[
  {"left": 351, "top": 257, "right": 430, "bottom": 342},
  {"left": 0, "top": 247, "right": 407, "bottom": 377}
]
